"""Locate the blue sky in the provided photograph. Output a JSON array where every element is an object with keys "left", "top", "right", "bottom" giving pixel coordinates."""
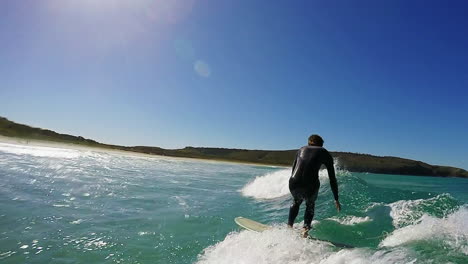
[{"left": 1, "top": 0, "right": 467, "bottom": 169}]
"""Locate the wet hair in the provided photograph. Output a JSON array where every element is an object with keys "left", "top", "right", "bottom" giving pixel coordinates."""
[{"left": 308, "top": 134, "right": 324, "bottom": 147}]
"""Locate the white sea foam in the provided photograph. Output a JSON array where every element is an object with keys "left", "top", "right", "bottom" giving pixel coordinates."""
[
  {"left": 365, "top": 202, "right": 384, "bottom": 212},
  {"left": 320, "top": 247, "right": 414, "bottom": 264},
  {"left": 387, "top": 194, "right": 450, "bottom": 228},
  {"left": 70, "top": 219, "right": 83, "bottom": 225},
  {"left": 388, "top": 198, "right": 426, "bottom": 228},
  {"left": 0, "top": 142, "right": 81, "bottom": 159},
  {"left": 380, "top": 206, "right": 468, "bottom": 254},
  {"left": 197, "top": 227, "right": 416, "bottom": 264},
  {"left": 64, "top": 235, "right": 113, "bottom": 251},
  {"left": 328, "top": 216, "right": 372, "bottom": 225},
  {"left": 52, "top": 204, "right": 70, "bottom": 208},
  {"left": 138, "top": 231, "right": 156, "bottom": 236},
  {"left": 241, "top": 169, "right": 291, "bottom": 199},
  {"left": 241, "top": 161, "right": 348, "bottom": 200},
  {"left": 0, "top": 251, "right": 16, "bottom": 259},
  {"left": 197, "top": 228, "right": 332, "bottom": 264}
]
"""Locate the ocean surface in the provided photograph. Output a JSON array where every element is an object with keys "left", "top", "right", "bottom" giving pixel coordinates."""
[{"left": 0, "top": 142, "right": 467, "bottom": 264}]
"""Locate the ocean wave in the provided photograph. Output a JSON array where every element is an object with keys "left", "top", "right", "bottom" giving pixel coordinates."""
[
  {"left": 240, "top": 161, "right": 350, "bottom": 200},
  {"left": 240, "top": 169, "right": 291, "bottom": 199},
  {"left": 196, "top": 228, "right": 333, "bottom": 264},
  {"left": 328, "top": 216, "right": 372, "bottom": 225},
  {"left": 388, "top": 193, "right": 458, "bottom": 228},
  {"left": 196, "top": 227, "right": 416, "bottom": 264},
  {"left": 0, "top": 142, "right": 82, "bottom": 159},
  {"left": 380, "top": 206, "right": 468, "bottom": 255}
]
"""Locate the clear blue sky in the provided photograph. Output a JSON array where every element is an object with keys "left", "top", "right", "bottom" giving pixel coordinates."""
[{"left": 1, "top": 0, "right": 467, "bottom": 169}]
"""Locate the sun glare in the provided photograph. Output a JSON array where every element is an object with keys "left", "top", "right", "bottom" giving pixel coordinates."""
[
  {"left": 46, "top": 0, "right": 194, "bottom": 24},
  {"left": 42, "top": 0, "right": 195, "bottom": 54}
]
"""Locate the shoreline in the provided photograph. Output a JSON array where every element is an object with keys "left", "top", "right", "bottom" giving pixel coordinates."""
[
  {"left": 1, "top": 135, "right": 467, "bottom": 178},
  {"left": 1, "top": 114, "right": 466, "bottom": 177},
  {"left": 0, "top": 135, "right": 287, "bottom": 168}
]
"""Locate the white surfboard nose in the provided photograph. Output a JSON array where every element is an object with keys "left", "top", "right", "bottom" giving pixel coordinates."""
[{"left": 235, "top": 217, "right": 271, "bottom": 232}]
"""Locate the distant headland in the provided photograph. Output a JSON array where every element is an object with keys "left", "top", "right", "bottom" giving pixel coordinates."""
[{"left": 1, "top": 116, "right": 467, "bottom": 178}]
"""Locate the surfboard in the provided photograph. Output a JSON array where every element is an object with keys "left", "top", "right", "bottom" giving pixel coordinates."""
[
  {"left": 234, "top": 217, "right": 355, "bottom": 249},
  {"left": 235, "top": 216, "right": 271, "bottom": 232}
]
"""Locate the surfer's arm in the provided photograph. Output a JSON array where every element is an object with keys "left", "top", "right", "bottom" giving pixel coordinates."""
[{"left": 325, "top": 153, "right": 339, "bottom": 201}]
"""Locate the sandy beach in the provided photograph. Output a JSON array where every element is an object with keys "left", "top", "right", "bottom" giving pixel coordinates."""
[{"left": 0, "top": 135, "right": 285, "bottom": 168}]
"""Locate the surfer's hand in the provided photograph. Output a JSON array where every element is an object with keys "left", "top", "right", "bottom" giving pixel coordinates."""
[{"left": 335, "top": 200, "right": 341, "bottom": 212}]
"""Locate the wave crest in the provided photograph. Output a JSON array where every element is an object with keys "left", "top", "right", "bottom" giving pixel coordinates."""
[
  {"left": 388, "top": 193, "right": 459, "bottom": 228},
  {"left": 241, "top": 161, "right": 350, "bottom": 200},
  {"left": 197, "top": 227, "right": 416, "bottom": 264},
  {"left": 0, "top": 142, "right": 82, "bottom": 159},
  {"left": 380, "top": 206, "right": 468, "bottom": 255}
]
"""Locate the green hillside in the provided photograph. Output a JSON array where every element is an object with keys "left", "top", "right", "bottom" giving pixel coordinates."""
[{"left": 1, "top": 117, "right": 466, "bottom": 178}]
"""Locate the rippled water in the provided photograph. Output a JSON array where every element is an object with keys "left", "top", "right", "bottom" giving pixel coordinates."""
[{"left": 0, "top": 142, "right": 467, "bottom": 263}]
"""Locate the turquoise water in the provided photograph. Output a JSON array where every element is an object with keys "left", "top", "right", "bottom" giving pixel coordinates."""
[{"left": 0, "top": 142, "right": 467, "bottom": 263}]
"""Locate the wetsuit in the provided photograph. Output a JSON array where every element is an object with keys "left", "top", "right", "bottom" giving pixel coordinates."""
[{"left": 288, "top": 146, "right": 339, "bottom": 229}]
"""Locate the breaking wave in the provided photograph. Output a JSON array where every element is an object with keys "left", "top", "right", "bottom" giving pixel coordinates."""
[
  {"left": 381, "top": 206, "right": 468, "bottom": 255},
  {"left": 240, "top": 162, "right": 350, "bottom": 200},
  {"left": 328, "top": 215, "right": 372, "bottom": 225},
  {"left": 240, "top": 169, "right": 291, "bottom": 199},
  {"left": 196, "top": 227, "right": 417, "bottom": 264},
  {"left": 0, "top": 142, "right": 82, "bottom": 159},
  {"left": 387, "top": 193, "right": 459, "bottom": 228}
]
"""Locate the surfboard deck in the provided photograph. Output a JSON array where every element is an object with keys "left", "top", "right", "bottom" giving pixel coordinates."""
[
  {"left": 234, "top": 217, "right": 355, "bottom": 249},
  {"left": 235, "top": 216, "right": 271, "bottom": 232}
]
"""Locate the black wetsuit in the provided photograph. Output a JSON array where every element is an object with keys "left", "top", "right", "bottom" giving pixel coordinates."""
[{"left": 288, "top": 146, "right": 339, "bottom": 229}]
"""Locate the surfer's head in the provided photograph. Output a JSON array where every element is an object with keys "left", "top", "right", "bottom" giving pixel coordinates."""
[{"left": 308, "top": 134, "right": 324, "bottom": 147}]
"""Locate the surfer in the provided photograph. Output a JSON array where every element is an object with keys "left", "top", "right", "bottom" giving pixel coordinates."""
[{"left": 288, "top": 134, "right": 341, "bottom": 238}]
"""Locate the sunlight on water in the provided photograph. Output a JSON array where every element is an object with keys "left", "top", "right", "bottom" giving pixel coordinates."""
[{"left": 0, "top": 142, "right": 467, "bottom": 263}]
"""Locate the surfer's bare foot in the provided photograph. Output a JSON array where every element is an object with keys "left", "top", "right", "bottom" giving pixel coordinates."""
[
  {"left": 301, "top": 227, "right": 310, "bottom": 238},
  {"left": 287, "top": 224, "right": 293, "bottom": 228}
]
